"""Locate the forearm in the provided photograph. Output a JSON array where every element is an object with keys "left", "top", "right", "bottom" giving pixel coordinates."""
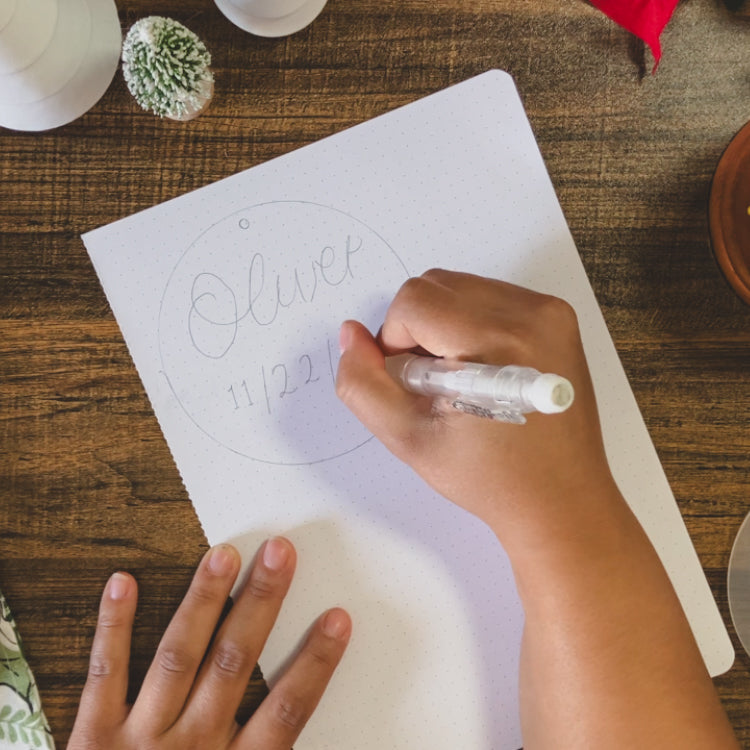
[{"left": 500, "top": 483, "right": 739, "bottom": 749}]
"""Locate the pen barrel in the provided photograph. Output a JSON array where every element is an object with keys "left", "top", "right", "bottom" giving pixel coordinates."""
[{"left": 389, "top": 355, "right": 573, "bottom": 415}]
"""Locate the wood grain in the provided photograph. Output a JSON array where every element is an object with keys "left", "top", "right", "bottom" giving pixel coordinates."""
[{"left": 2, "top": 0, "right": 750, "bottom": 745}]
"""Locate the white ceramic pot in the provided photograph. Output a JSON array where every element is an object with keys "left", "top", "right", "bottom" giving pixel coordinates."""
[
  {"left": 214, "top": 0, "right": 328, "bottom": 37},
  {"left": 0, "top": 0, "right": 121, "bottom": 131}
]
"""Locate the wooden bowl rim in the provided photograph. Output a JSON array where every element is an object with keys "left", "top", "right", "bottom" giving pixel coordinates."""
[{"left": 709, "top": 119, "right": 750, "bottom": 306}]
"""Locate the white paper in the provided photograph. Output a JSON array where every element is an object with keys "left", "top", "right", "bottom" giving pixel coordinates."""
[{"left": 82, "top": 70, "right": 733, "bottom": 749}]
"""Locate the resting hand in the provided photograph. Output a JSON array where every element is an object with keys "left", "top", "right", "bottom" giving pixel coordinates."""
[
  {"left": 68, "top": 539, "right": 350, "bottom": 750},
  {"left": 336, "top": 269, "right": 618, "bottom": 548}
]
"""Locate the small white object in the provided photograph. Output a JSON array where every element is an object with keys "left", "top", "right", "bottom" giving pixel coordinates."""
[
  {"left": 0, "top": 0, "right": 89, "bottom": 105},
  {"left": 388, "top": 354, "right": 575, "bottom": 423},
  {"left": 214, "top": 0, "right": 328, "bottom": 37},
  {"left": 0, "top": 0, "right": 121, "bottom": 132},
  {"left": 0, "top": 0, "right": 57, "bottom": 75},
  {"left": 527, "top": 372, "right": 575, "bottom": 413}
]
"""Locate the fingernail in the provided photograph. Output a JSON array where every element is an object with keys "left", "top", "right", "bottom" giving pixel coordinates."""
[
  {"left": 207, "top": 544, "right": 237, "bottom": 576},
  {"left": 322, "top": 609, "right": 351, "bottom": 640},
  {"left": 263, "top": 537, "right": 290, "bottom": 572},
  {"left": 108, "top": 572, "right": 131, "bottom": 601},
  {"left": 339, "top": 321, "right": 354, "bottom": 353}
]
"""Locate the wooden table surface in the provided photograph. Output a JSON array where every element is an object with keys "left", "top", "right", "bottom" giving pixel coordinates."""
[{"left": 2, "top": 0, "right": 749, "bottom": 746}]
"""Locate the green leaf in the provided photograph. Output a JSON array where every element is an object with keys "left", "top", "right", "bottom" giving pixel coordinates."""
[
  {"left": 32, "top": 728, "right": 42, "bottom": 747},
  {"left": 0, "top": 723, "right": 4, "bottom": 739},
  {"left": 19, "top": 726, "right": 28, "bottom": 743},
  {"left": 9, "top": 709, "right": 26, "bottom": 724},
  {"left": 0, "top": 704, "right": 10, "bottom": 719},
  {"left": 8, "top": 722, "right": 17, "bottom": 742},
  {"left": 1, "top": 656, "right": 36, "bottom": 699}
]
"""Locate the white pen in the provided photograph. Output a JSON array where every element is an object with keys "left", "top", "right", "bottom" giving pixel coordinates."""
[{"left": 386, "top": 353, "right": 574, "bottom": 424}]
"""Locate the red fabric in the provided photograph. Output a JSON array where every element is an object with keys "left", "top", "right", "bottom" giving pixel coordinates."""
[{"left": 589, "top": 0, "right": 680, "bottom": 67}]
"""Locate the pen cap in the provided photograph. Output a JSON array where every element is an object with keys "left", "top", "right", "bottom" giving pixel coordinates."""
[{"left": 526, "top": 373, "right": 574, "bottom": 414}]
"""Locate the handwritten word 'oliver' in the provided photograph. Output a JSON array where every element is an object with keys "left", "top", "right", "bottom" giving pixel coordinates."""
[{"left": 188, "top": 235, "right": 363, "bottom": 358}]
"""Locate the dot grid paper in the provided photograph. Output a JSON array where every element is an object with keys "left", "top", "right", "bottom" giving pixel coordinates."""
[{"left": 82, "top": 70, "right": 733, "bottom": 750}]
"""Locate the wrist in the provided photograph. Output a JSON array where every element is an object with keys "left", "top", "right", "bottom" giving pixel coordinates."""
[{"left": 485, "top": 474, "right": 636, "bottom": 591}]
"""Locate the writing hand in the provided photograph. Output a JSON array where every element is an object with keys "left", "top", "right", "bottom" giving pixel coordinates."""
[
  {"left": 68, "top": 539, "right": 350, "bottom": 750},
  {"left": 337, "top": 268, "right": 740, "bottom": 748},
  {"left": 336, "top": 269, "right": 617, "bottom": 551}
]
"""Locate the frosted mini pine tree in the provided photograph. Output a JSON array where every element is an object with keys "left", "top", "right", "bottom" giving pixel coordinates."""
[{"left": 122, "top": 17, "right": 214, "bottom": 121}]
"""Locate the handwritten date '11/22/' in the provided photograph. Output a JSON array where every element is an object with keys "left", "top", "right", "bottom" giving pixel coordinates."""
[{"left": 227, "top": 348, "right": 335, "bottom": 415}]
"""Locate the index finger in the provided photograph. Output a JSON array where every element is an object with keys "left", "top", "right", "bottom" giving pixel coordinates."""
[{"left": 378, "top": 270, "right": 525, "bottom": 358}]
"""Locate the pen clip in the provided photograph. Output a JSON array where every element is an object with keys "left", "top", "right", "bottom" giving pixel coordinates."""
[{"left": 451, "top": 398, "right": 527, "bottom": 424}]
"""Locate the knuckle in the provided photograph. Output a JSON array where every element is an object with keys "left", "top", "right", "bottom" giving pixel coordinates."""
[
  {"left": 154, "top": 644, "right": 196, "bottom": 676},
  {"left": 96, "top": 609, "right": 128, "bottom": 632},
  {"left": 271, "top": 692, "right": 309, "bottom": 732},
  {"left": 393, "top": 274, "right": 432, "bottom": 307},
  {"left": 305, "top": 641, "right": 338, "bottom": 671},
  {"left": 536, "top": 294, "right": 581, "bottom": 353},
  {"left": 185, "top": 579, "right": 223, "bottom": 608},
  {"left": 246, "top": 569, "right": 278, "bottom": 601},
  {"left": 211, "top": 640, "right": 251, "bottom": 677},
  {"left": 539, "top": 293, "right": 578, "bottom": 327},
  {"left": 86, "top": 651, "right": 116, "bottom": 681}
]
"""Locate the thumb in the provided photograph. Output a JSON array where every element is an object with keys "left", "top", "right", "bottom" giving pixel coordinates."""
[{"left": 336, "top": 320, "right": 430, "bottom": 459}]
